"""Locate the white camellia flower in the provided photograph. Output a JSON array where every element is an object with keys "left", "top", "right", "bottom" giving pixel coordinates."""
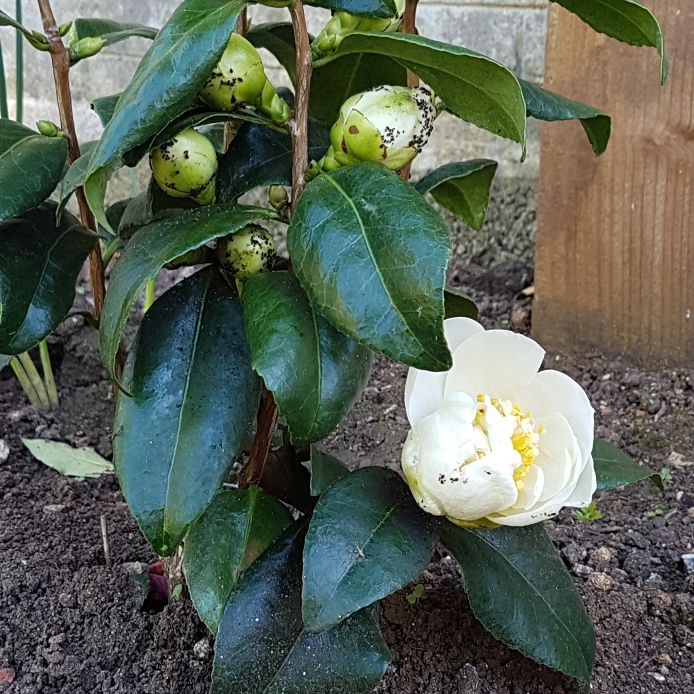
[{"left": 401, "top": 318, "right": 596, "bottom": 527}]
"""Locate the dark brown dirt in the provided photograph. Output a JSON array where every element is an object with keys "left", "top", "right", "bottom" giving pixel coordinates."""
[{"left": 1, "top": 277, "right": 694, "bottom": 694}]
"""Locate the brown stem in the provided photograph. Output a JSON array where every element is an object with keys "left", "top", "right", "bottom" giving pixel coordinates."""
[
  {"left": 241, "top": 0, "right": 312, "bottom": 492},
  {"left": 37, "top": 0, "right": 105, "bottom": 319},
  {"left": 289, "top": 0, "right": 312, "bottom": 209},
  {"left": 399, "top": 0, "right": 419, "bottom": 182}
]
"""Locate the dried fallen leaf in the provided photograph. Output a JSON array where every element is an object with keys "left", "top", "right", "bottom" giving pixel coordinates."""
[
  {"left": 22, "top": 439, "right": 113, "bottom": 478},
  {"left": 667, "top": 451, "right": 693, "bottom": 468}
]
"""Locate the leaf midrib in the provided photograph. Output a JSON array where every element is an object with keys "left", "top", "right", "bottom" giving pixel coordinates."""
[{"left": 469, "top": 531, "right": 590, "bottom": 676}]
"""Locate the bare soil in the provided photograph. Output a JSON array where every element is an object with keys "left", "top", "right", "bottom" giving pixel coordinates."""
[{"left": 1, "top": 274, "right": 694, "bottom": 694}]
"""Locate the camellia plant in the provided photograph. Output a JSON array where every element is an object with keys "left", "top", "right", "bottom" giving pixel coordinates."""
[{"left": 0, "top": 0, "right": 669, "bottom": 691}]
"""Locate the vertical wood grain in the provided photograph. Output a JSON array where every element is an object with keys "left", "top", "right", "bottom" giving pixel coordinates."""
[{"left": 534, "top": 1, "right": 694, "bottom": 365}]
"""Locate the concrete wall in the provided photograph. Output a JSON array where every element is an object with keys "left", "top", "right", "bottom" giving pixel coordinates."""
[{"left": 0, "top": 0, "right": 547, "bottom": 180}]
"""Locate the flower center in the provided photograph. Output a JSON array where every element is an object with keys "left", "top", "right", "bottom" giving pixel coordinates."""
[{"left": 474, "top": 394, "right": 541, "bottom": 492}]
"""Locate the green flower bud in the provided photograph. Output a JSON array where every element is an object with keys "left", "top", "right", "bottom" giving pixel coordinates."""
[
  {"left": 26, "top": 31, "right": 50, "bottom": 52},
  {"left": 199, "top": 34, "right": 290, "bottom": 125},
  {"left": 311, "top": 0, "right": 406, "bottom": 60},
  {"left": 268, "top": 185, "right": 289, "bottom": 213},
  {"left": 327, "top": 86, "right": 436, "bottom": 172},
  {"left": 151, "top": 128, "right": 218, "bottom": 205},
  {"left": 58, "top": 22, "right": 73, "bottom": 38},
  {"left": 216, "top": 225, "right": 276, "bottom": 282},
  {"left": 36, "top": 120, "right": 63, "bottom": 138},
  {"left": 71, "top": 37, "right": 104, "bottom": 59}
]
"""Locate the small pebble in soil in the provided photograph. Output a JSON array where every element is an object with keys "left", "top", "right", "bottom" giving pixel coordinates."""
[
  {"left": 0, "top": 438, "right": 9, "bottom": 464},
  {"left": 193, "top": 638, "right": 212, "bottom": 661},
  {"left": 681, "top": 554, "right": 694, "bottom": 574},
  {"left": 585, "top": 572, "right": 614, "bottom": 591}
]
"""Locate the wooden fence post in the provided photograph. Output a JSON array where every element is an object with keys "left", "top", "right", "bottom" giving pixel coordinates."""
[{"left": 533, "top": 1, "right": 694, "bottom": 365}]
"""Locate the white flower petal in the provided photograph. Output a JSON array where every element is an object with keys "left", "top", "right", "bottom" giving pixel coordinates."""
[
  {"left": 518, "top": 370, "right": 594, "bottom": 463},
  {"left": 404, "top": 318, "right": 484, "bottom": 426},
  {"left": 563, "top": 456, "right": 597, "bottom": 508},
  {"left": 402, "top": 429, "right": 444, "bottom": 516},
  {"left": 444, "top": 331, "right": 545, "bottom": 402},
  {"left": 514, "top": 464, "right": 544, "bottom": 510},
  {"left": 534, "top": 412, "right": 576, "bottom": 502}
]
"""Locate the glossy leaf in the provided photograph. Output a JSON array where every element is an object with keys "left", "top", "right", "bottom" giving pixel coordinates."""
[
  {"left": 114, "top": 269, "right": 261, "bottom": 556},
  {"left": 212, "top": 523, "right": 390, "bottom": 694},
  {"left": 91, "top": 94, "right": 120, "bottom": 127},
  {"left": 288, "top": 162, "right": 451, "bottom": 371},
  {"left": 317, "top": 32, "right": 526, "bottom": 146},
  {"left": 303, "top": 466, "right": 436, "bottom": 632},
  {"left": 22, "top": 439, "right": 114, "bottom": 479},
  {"left": 243, "top": 272, "right": 372, "bottom": 445},
  {"left": 0, "top": 355, "right": 10, "bottom": 372},
  {"left": 99, "top": 204, "right": 278, "bottom": 379},
  {"left": 184, "top": 489, "right": 293, "bottom": 632},
  {"left": 305, "top": 446, "right": 350, "bottom": 496},
  {"left": 0, "top": 119, "right": 68, "bottom": 222},
  {"left": 71, "top": 18, "right": 157, "bottom": 51},
  {"left": 551, "top": 0, "right": 668, "bottom": 84},
  {"left": 444, "top": 288, "right": 479, "bottom": 321},
  {"left": 520, "top": 80, "right": 611, "bottom": 156},
  {"left": 0, "top": 203, "right": 95, "bottom": 354},
  {"left": 592, "top": 438, "right": 658, "bottom": 492},
  {"left": 415, "top": 160, "right": 498, "bottom": 231},
  {"left": 217, "top": 120, "right": 330, "bottom": 203},
  {"left": 442, "top": 522, "right": 595, "bottom": 683},
  {"left": 311, "top": 53, "right": 407, "bottom": 126},
  {"left": 57, "top": 140, "right": 98, "bottom": 219},
  {"left": 247, "top": 23, "right": 298, "bottom": 83},
  {"left": 84, "top": 0, "right": 246, "bottom": 225},
  {"left": 304, "top": 0, "right": 395, "bottom": 19}
]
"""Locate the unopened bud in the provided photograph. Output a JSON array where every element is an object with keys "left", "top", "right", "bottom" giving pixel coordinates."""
[
  {"left": 151, "top": 128, "right": 218, "bottom": 205},
  {"left": 311, "top": 0, "right": 405, "bottom": 60},
  {"left": 200, "top": 34, "right": 290, "bottom": 126},
  {"left": 58, "top": 22, "right": 73, "bottom": 37},
  {"left": 36, "top": 120, "right": 63, "bottom": 138},
  {"left": 327, "top": 86, "right": 436, "bottom": 172},
  {"left": 268, "top": 185, "right": 288, "bottom": 213},
  {"left": 216, "top": 225, "right": 276, "bottom": 282},
  {"left": 71, "top": 37, "right": 104, "bottom": 60},
  {"left": 26, "top": 31, "right": 50, "bottom": 52}
]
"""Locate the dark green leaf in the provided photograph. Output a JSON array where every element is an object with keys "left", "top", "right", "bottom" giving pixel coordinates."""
[
  {"left": 0, "top": 119, "right": 68, "bottom": 222},
  {"left": 84, "top": 0, "right": 247, "bottom": 227},
  {"left": 212, "top": 523, "right": 390, "bottom": 694},
  {"left": 444, "top": 288, "right": 479, "bottom": 321},
  {"left": 318, "top": 32, "right": 526, "bottom": 146},
  {"left": 520, "top": 80, "right": 611, "bottom": 156},
  {"left": 243, "top": 272, "right": 372, "bottom": 445},
  {"left": 303, "top": 466, "right": 436, "bottom": 632},
  {"left": 0, "top": 355, "right": 11, "bottom": 372},
  {"left": 184, "top": 489, "right": 293, "bottom": 632},
  {"left": 442, "top": 522, "right": 595, "bottom": 683},
  {"left": 310, "top": 53, "right": 407, "bottom": 126},
  {"left": 415, "top": 160, "right": 498, "bottom": 230},
  {"left": 114, "top": 269, "right": 261, "bottom": 556},
  {"left": 0, "top": 203, "right": 95, "bottom": 354},
  {"left": 71, "top": 18, "right": 157, "bottom": 49},
  {"left": 99, "top": 203, "right": 277, "bottom": 379},
  {"left": 551, "top": 0, "right": 668, "bottom": 84},
  {"left": 217, "top": 120, "right": 330, "bottom": 203},
  {"left": 288, "top": 162, "right": 451, "bottom": 371},
  {"left": 91, "top": 94, "right": 121, "bottom": 127},
  {"left": 304, "top": 0, "right": 395, "bottom": 19},
  {"left": 247, "top": 22, "right": 299, "bottom": 83},
  {"left": 103, "top": 199, "right": 132, "bottom": 238},
  {"left": 305, "top": 446, "right": 350, "bottom": 496},
  {"left": 592, "top": 438, "right": 658, "bottom": 492}
]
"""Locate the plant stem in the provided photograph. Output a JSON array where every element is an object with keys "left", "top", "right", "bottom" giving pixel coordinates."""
[
  {"left": 399, "top": 0, "right": 419, "bottom": 183},
  {"left": 289, "top": 0, "right": 311, "bottom": 208},
  {"left": 37, "top": 0, "right": 106, "bottom": 320},
  {"left": 15, "top": 0, "right": 23, "bottom": 123},
  {"left": 38, "top": 340, "right": 59, "bottom": 407},
  {"left": 144, "top": 278, "right": 156, "bottom": 312},
  {"left": 0, "top": 38, "right": 8, "bottom": 119},
  {"left": 17, "top": 352, "right": 50, "bottom": 407},
  {"left": 241, "top": 0, "right": 312, "bottom": 491},
  {"left": 10, "top": 357, "right": 42, "bottom": 407}
]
